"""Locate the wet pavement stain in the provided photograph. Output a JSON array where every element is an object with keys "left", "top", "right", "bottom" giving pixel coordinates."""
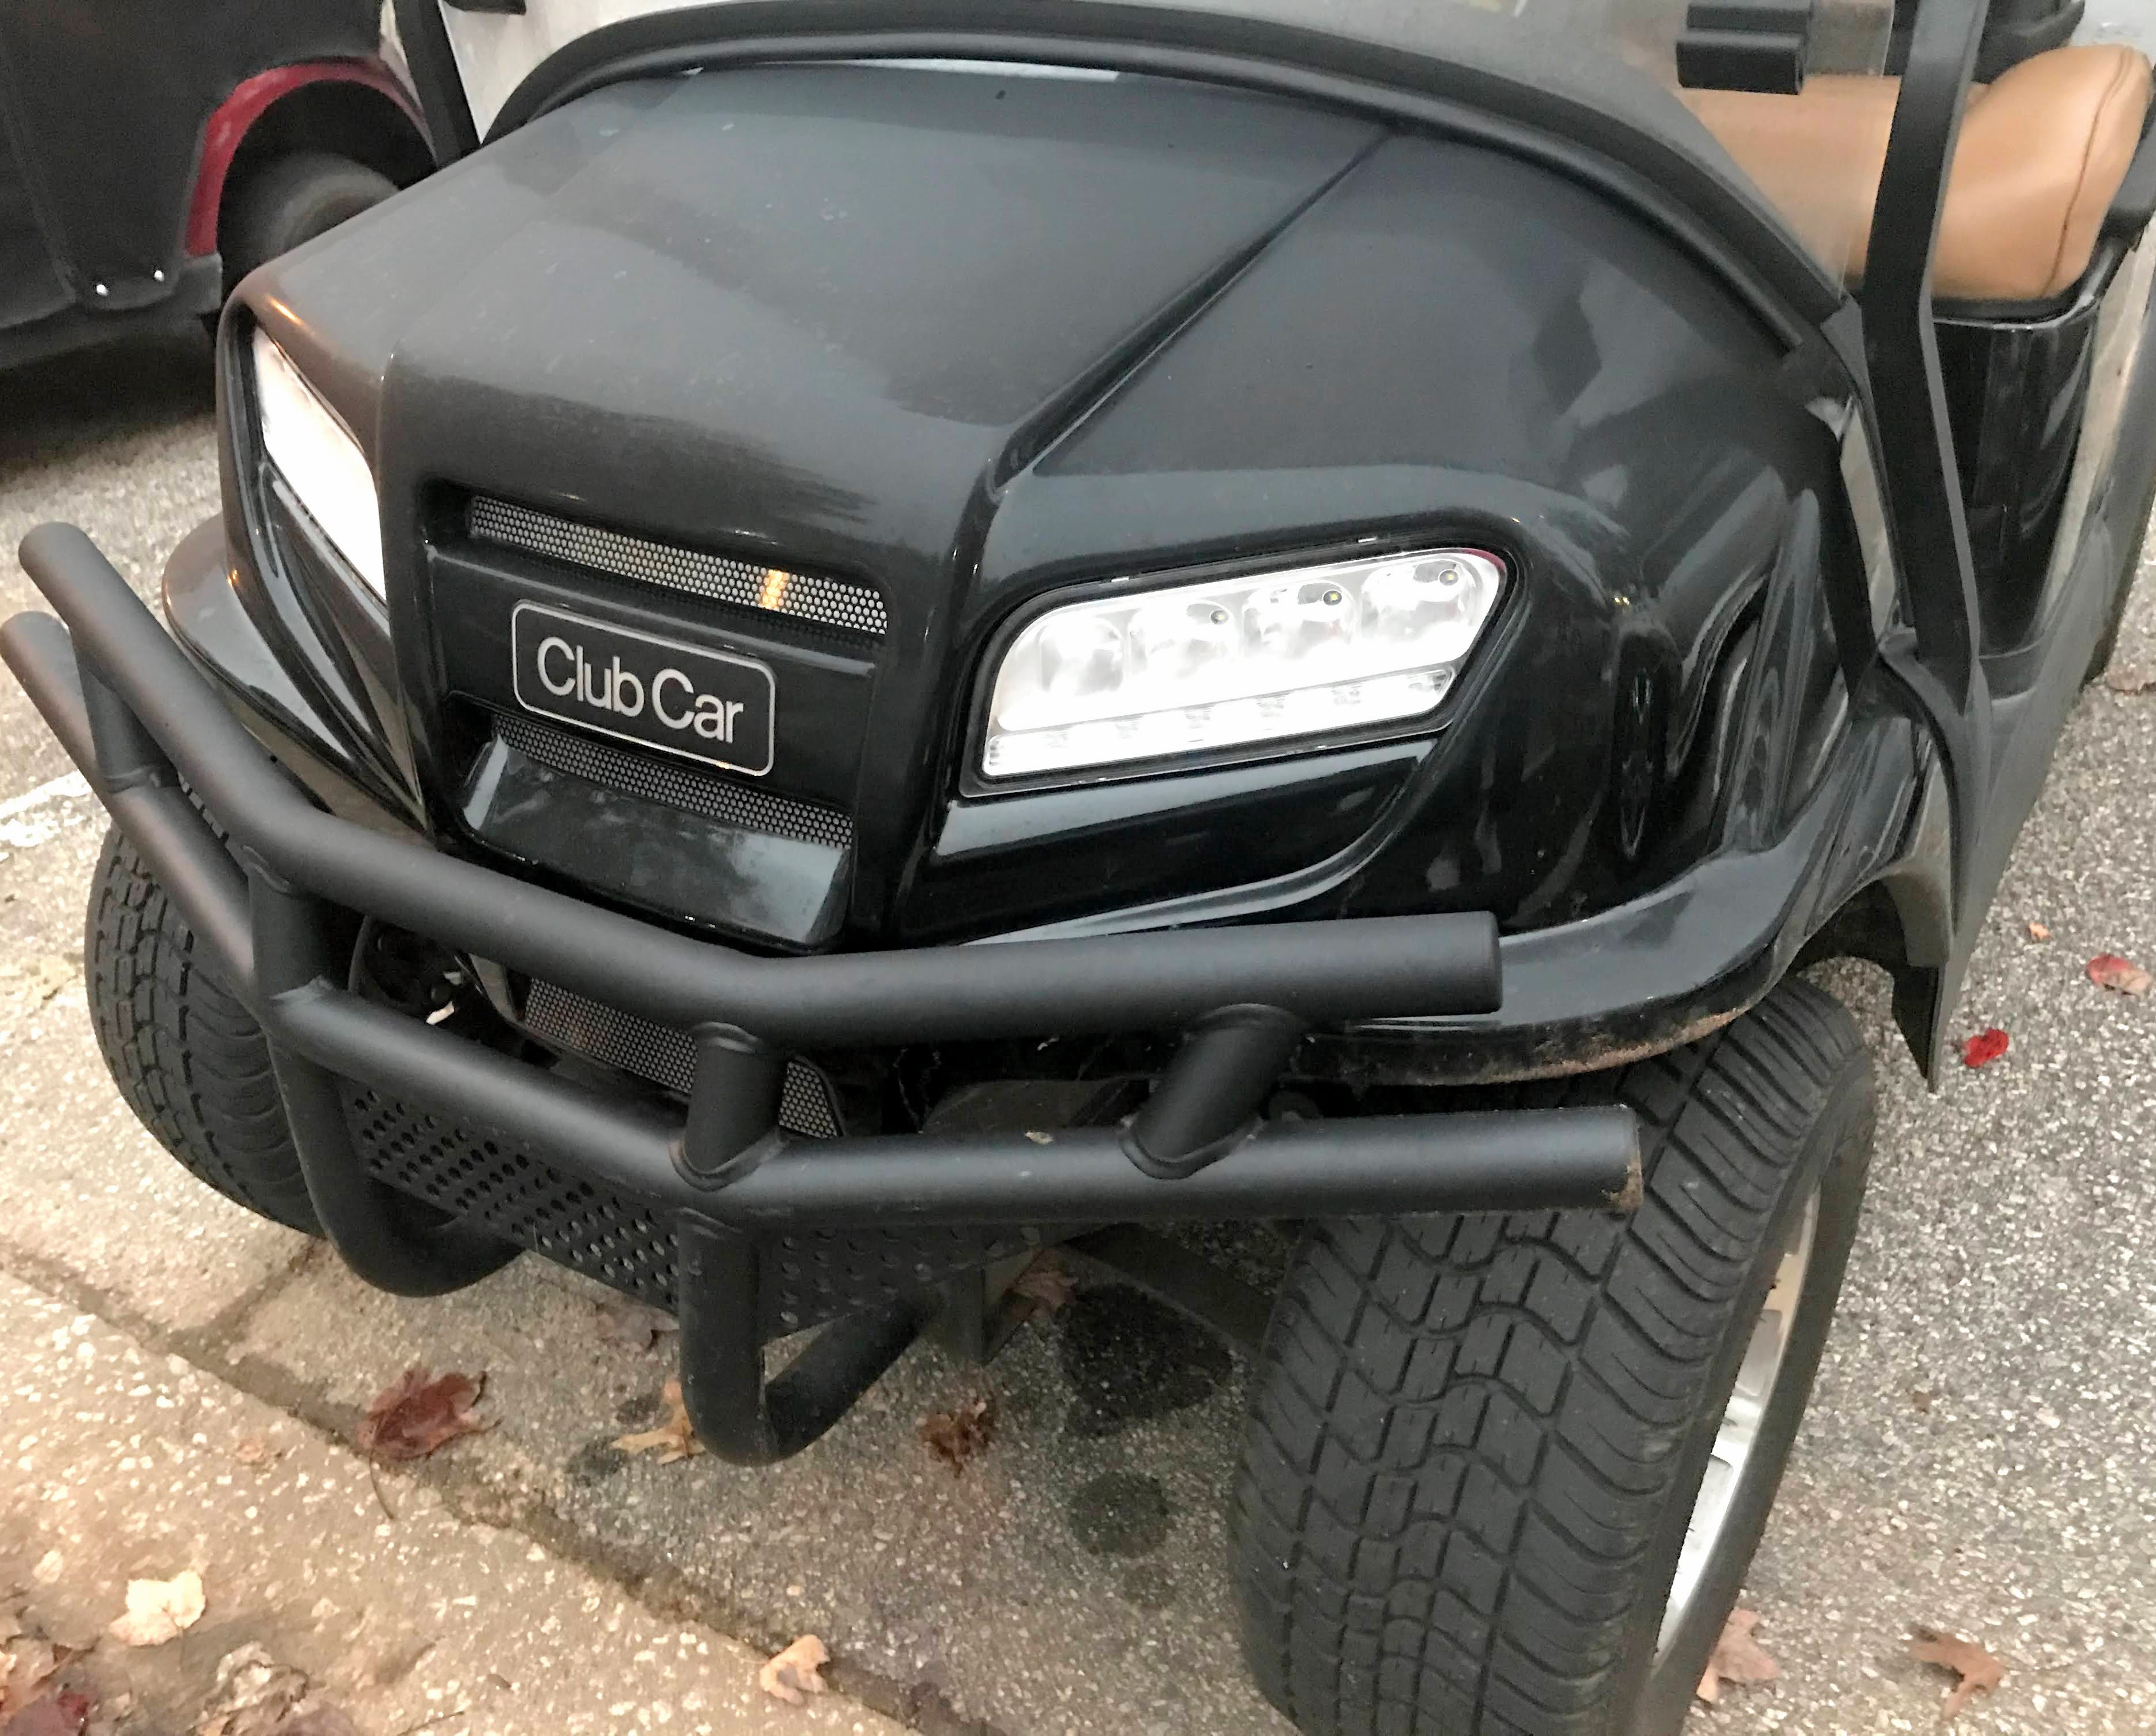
[
  {"left": 1057, "top": 1285, "right": 1231, "bottom": 1438},
  {"left": 1068, "top": 1470, "right": 1174, "bottom": 1558}
]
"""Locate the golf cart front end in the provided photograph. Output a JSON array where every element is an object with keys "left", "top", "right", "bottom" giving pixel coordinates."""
[{"left": 11, "top": 2, "right": 2154, "bottom": 1730}]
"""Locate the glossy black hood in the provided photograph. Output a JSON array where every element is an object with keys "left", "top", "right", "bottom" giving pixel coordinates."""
[{"left": 233, "top": 56, "right": 1845, "bottom": 951}]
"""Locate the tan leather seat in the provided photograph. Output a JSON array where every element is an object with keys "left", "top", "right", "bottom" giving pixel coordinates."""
[{"left": 1686, "top": 44, "right": 2153, "bottom": 303}]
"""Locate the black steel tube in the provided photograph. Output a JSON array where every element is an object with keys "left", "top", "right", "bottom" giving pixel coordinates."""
[
  {"left": 1125, "top": 1003, "right": 1306, "bottom": 1178},
  {"left": 262, "top": 974, "right": 1638, "bottom": 1225},
  {"left": 675, "top": 1218, "right": 933, "bottom": 1463},
  {"left": 719, "top": 1106, "right": 1642, "bottom": 1227},
  {"left": 8, "top": 529, "right": 1503, "bottom": 1043},
  {"left": 0, "top": 615, "right": 257, "bottom": 992},
  {"left": 253, "top": 876, "right": 515, "bottom": 1295}
]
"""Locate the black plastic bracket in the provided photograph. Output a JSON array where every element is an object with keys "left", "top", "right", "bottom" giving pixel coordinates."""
[{"left": 1678, "top": 0, "right": 1815, "bottom": 92}]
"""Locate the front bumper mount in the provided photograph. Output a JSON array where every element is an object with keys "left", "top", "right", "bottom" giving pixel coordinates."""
[{"left": 5, "top": 524, "right": 1639, "bottom": 1462}]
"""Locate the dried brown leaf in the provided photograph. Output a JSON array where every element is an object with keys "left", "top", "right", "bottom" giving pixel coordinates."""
[
  {"left": 356, "top": 1368, "right": 490, "bottom": 1463},
  {"left": 918, "top": 1396, "right": 994, "bottom": 1475},
  {"left": 1695, "top": 1606, "right": 1779, "bottom": 1705},
  {"left": 2104, "top": 666, "right": 2155, "bottom": 695},
  {"left": 2025, "top": 920, "right": 2052, "bottom": 942},
  {"left": 1911, "top": 1628, "right": 2005, "bottom": 1723},
  {"left": 106, "top": 1571, "right": 205, "bottom": 1648},
  {"left": 230, "top": 1434, "right": 283, "bottom": 1469},
  {"left": 1, "top": 1634, "right": 76, "bottom": 1719},
  {"left": 1010, "top": 1251, "right": 1077, "bottom": 1316},
  {"left": 757, "top": 1636, "right": 829, "bottom": 1706},
  {"left": 595, "top": 1299, "right": 677, "bottom": 1354},
  {"left": 612, "top": 1378, "right": 703, "bottom": 1465},
  {"left": 192, "top": 1643, "right": 308, "bottom": 1736},
  {"left": 1, "top": 1689, "right": 92, "bottom": 1736},
  {"left": 2088, "top": 952, "right": 2153, "bottom": 997},
  {"left": 0, "top": 955, "right": 76, "bottom": 1012}
]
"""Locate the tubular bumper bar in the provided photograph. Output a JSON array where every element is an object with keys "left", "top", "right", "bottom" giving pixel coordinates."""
[{"left": 6, "top": 524, "right": 1640, "bottom": 1460}]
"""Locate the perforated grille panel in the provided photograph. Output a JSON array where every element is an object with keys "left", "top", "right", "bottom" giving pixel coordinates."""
[
  {"left": 493, "top": 711, "right": 854, "bottom": 852},
  {"left": 344, "top": 1083, "right": 678, "bottom": 1306},
  {"left": 469, "top": 497, "right": 888, "bottom": 637},
  {"left": 522, "top": 978, "right": 842, "bottom": 1140},
  {"left": 344, "top": 1083, "right": 1037, "bottom": 1331}
]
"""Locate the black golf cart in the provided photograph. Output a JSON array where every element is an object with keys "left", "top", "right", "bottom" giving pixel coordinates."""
[
  {"left": 0, "top": 0, "right": 432, "bottom": 369},
  {"left": 7, "top": 0, "right": 2153, "bottom": 1730}
]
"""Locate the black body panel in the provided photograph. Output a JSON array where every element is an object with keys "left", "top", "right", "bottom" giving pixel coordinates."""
[
  {"left": 0, "top": 0, "right": 378, "bottom": 335},
  {"left": 235, "top": 60, "right": 1862, "bottom": 962}
]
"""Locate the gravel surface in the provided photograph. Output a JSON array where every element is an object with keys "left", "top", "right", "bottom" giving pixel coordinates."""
[{"left": 1, "top": 334, "right": 2153, "bottom": 1736}]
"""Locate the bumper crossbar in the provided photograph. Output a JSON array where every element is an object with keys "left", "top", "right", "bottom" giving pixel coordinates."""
[{"left": 6, "top": 522, "right": 1642, "bottom": 1463}]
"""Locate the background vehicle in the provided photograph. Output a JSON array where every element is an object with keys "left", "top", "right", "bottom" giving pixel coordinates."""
[
  {"left": 0, "top": 0, "right": 432, "bottom": 369},
  {"left": 6, "top": 1, "right": 2154, "bottom": 1733}
]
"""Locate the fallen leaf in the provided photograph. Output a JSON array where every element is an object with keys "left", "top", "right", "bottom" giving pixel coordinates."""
[
  {"left": 1, "top": 1690, "right": 92, "bottom": 1736},
  {"left": 356, "top": 1368, "right": 491, "bottom": 1462},
  {"left": 1960, "top": 1028, "right": 2010, "bottom": 1068},
  {"left": 2088, "top": 952, "right": 2153, "bottom": 997},
  {"left": 107, "top": 1571, "right": 204, "bottom": 1647},
  {"left": 1910, "top": 1386, "right": 1934, "bottom": 1413},
  {"left": 1696, "top": 1606, "right": 1779, "bottom": 1704},
  {"left": 757, "top": 1636, "right": 829, "bottom": 1706},
  {"left": 2025, "top": 920, "right": 2052, "bottom": 942},
  {"left": 1, "top": 1634, "right": 75, "bottom": 1718},
  {"left": 595, "top": 1299, "right": 678, "bottom": 1354},
  {"left": 612, "top": 1378, "right": 703, "bottom": 1465},
  {"left": 1009, "top": 1251, "right": 1076, "bottom": 1316},
  {"left": 1911, "top": 1628, "right": 2005, "bottom": 1723},
  {"left": 193, "top": 1644, "right": 308, "bottom": 1736},
  {"left": 918, "top": 1396, "right": 995, "bottom": 1475},
  {"left": 2104, "top": 666, "right": 2155, "bottom": 695},
  {"left": 275, "top": 1708, "right": 360, "bottom": 1736},
  {"left": 230, "top": 1435, "right": 282, "bottom": 1468}
]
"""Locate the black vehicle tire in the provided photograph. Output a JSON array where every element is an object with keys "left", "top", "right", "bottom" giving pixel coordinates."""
[
  {"left": 1231, "top": 979, "right": 1873, "bottom": 1736},
  {"left": 222, "top": 151, "right": 397, "bottom": 297},
  {"left": 86, "top": 824, "right": 321, "bottom": 1236}
]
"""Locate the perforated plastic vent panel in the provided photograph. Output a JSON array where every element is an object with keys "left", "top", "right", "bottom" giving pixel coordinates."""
[
  {"left": 521, "top": 979, "right": 841, "bottom": 1139},
  {"left": 494, "top": 711, "right": 854, "bottom": 853},
  {"left": 343, "top": 1085, "right": 1033, "bottom": 1333},
  {"left": 344, "top": 1082, "right": 678, "bottom": 1307},
  {"left": 469, "top": 496, "right": 888, "bottom": 637}
]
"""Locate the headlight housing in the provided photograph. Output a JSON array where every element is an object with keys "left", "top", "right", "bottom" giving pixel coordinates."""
[
  {"left": 250, "top": 328, "right": 385, "bottom": 600},
  {"left": 980, "top": 548, "right": 1504, "bottom": 780}
]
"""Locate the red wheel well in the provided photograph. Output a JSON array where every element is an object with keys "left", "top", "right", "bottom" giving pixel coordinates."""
[{"left": 186, "top": 61, "right": 433, "bottom": 259}]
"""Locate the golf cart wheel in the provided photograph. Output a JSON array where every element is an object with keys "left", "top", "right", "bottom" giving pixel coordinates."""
[
  {"left": 1231, "top": 978, "right": 1873, "bottom": 1736},
  {"left": 222, "top": 150, "right": 397, "bottom": 294},
  {"left": 86, "top": 824, "right": 321, "bottom": 1235}
]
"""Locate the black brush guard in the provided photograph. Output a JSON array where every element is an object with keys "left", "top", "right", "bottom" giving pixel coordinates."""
[{"left": 3, "top": 525, "right": 1639, "bottom": 1463}]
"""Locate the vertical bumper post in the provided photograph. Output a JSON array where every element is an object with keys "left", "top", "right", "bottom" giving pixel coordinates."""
[
  {"left": 1124, "top": 1003, "right": 1306, "bottom": 1179},
  {"left": 251, "top": 870, "right": 514, "bottom": 1296},
  {"left": 679, "top": 1024, "right": 786, "bottom": 1184},
  {"left": 675, "top": 1215, "right": 934, "bottom": 1464}
]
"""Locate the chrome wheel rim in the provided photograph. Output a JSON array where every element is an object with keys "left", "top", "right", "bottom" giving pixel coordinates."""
[{"left": 1656, "top": 1186, "right": 1819, "bottom": 1654}]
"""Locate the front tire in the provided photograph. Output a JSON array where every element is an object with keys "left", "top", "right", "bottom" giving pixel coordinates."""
[
  {"left": 1231, "top": 979, "right": 1874, "bottom": 1736},
  {"left": 86, "top": 824, "right": 320, "bottom": 1235},
  {"left": 221, "top": 151, "right": 397, "bottom": 299}
]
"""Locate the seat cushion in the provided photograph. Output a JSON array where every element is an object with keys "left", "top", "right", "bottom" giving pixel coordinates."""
[{"left": 1688, "top": 43, "right": 2152, "bottom": 303}]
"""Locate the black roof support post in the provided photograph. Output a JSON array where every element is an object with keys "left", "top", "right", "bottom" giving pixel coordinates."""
[{"left": 1858, "top": 0, "right": 1995, "bottom": 916}]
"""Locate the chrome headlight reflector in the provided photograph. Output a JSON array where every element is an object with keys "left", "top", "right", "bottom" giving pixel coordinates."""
[
  {"left": 251, "top": 328, "right": 385, "bottom": 599},
  {"left": 980, "top": 548, "right": 1504, "bottom": 779}
]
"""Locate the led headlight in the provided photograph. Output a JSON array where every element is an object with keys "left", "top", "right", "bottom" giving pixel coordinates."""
[
  {"left": 250, "top": 328, "right": 385, "bottom": 599},
  {"left": 980, "top": 548, "right": 1504, "bottom": 779}
]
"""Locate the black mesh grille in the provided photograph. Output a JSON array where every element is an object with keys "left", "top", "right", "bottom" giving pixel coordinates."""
[
  {"left": 493, "top": 710, "right": 854, "bottom": 852},
  {"left": 468, "top": 496, "right": 887, "bottom": 637},
  {"left": 344, "top": 1083, "right": 678, "bottom": 1306},
  {"left": 344, "top": 1083, "right": 1038, "bottom": 1331},
  {"left": 521, "top": 978, "right": 842, "bottom": 1140}
]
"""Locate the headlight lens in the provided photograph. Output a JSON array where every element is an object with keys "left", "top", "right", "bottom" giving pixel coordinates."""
[
  {"left": 251, "top": 328, "right": 385, "bottom": 599},
  {"left": 980, "top": 548, "right": 1503, "bottom": 779}
]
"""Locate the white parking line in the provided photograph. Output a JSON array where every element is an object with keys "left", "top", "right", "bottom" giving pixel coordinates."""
[{"left": 0, "top": 770, "right": 92, "bottom": 852}]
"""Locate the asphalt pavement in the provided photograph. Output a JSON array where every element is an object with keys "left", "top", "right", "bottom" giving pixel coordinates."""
[{"left": 2, "top": 330, "right": 2154, "bottom": 1736}]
